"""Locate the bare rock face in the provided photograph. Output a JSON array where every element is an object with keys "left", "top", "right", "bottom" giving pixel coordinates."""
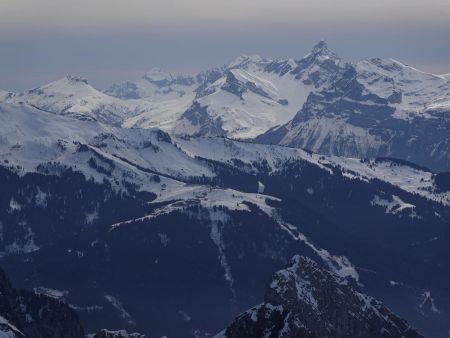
[
  {"left": 0, "top": 267, "right": 84, "bottom": 338},
  {"left": 219, "top": 256, "right": 423, "bottom": 338}
]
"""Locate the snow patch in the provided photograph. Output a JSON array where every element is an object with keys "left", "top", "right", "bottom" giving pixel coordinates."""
[
  {"left": 371, "top": 195, "right": 419, "bottom": 218},
  {"left": 34, "top": 188, "right": 48, "bottom": 207},
  {"left": 258, "top": 181, "right": 265, "bottom": 194},
  {"left": 158, "top": 233, "right": 170, "bottom": 247},
  {"left": 277, "top": 221, "right": 360, "bottom": 283},
  {"left": 85, "top": 207, "right": 99, "bottom": 225},
  {"left": 8, "top": 198, "right": 21, "bottom": 212},
  {"left": 177, "top": 310, "right": 191, "bottom": 322},
  {"left": 33, "top": 287, "right": 68, "bottom": 300},
  {"left": 104, "top": 295, "right": 135, "bottom": 326},
  {"left": 419, "top": 290, "right": 440, "bottom": 314},
  {"left": 0, "top": 315, "right": 24, "bottom": 337}
]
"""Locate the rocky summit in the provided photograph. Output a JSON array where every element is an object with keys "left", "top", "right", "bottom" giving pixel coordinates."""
[{"left": 218, "top": 256, "right": 423, "bottom": 338}]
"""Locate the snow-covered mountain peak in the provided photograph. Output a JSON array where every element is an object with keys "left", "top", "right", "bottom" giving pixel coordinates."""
[
  {"left": 65, "top": 75, "right": 89, "bottom": 84},
  {"left": 3, "top": 76, "right": 147, "bottom": 126},
  {"left": 30, "top": 75, "right": 97, "bottom": 97},
  {"left": 302, "top": 40, "right": 339, "bottom": 63},
  {"left": 311, "top": 40, "right": 330, "bottom": 54},
  {"left": 285, "top": 41, "right": 345, "bottom": 89},
  {"left": 143, "top": 67, "right": 173, "bottom": 86},
  {"left": 169, "top": 44, "right": 349, "bottom": 140},
  {"left": 228, "top": 54, "right": 266, "bottom": 69}
]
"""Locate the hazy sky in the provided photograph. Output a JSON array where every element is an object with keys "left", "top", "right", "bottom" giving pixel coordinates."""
[{"left": 1, "top": 0, "right": 450, "bottom": 91}]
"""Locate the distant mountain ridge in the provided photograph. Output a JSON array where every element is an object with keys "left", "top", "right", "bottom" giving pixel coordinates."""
[
  {"left": 104, "top": 67, "right": 199, "bottom": 100},
  {"left": 2, "top": 41, "right": 449, "bottom": 170}
]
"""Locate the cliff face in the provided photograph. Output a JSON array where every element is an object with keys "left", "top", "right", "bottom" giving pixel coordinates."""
[
  {"left": 0, "top": 267, "right": 84, "bottom": 338},
  {"left": 219, "top": 256, "right": 423, "bottom": 338}
]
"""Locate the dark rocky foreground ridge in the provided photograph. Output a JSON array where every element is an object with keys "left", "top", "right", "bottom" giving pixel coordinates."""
[
  {"left": 1, "top": 258, "right": 423, "bottom": 338},
  {"left": 0, "top": 266, "right": 84, "bottom": 337},
  {"left": 0, "top": 266, "right": 148, "bottom": 338},
  {"left": 218, "top": 256, "right": 423, "bottom": 338}
]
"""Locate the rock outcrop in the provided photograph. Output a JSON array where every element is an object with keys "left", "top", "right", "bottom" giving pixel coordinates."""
[
  {"left": 218, "top": 256, "right": 423, "bottom": 338},
  {"left": 0, "top": 267, "right": 84, "bottom": 338}
]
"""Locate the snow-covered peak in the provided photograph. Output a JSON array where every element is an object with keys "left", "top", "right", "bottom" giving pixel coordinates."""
[
  {"left": 283, "top": 41, "right": 345, "bottom": 90},
  {"left": 143, "top": 67, "right": 173, "bottom": 85},
  {"left": 65, "top": 75, "right": 89, "bottom": 84},
  {"left": 28, "top": 75, "right": 97, "bottom": 97},
  {"left": 4, "top": 76, "right": 149, "bottom": 126},
  {"left": 311, "top": 40, "right": 330, "bottom": 54},
  {"left": 228, "top": 54, "right": 266, "bottom": 69},
  {"left": 173, "top": 43, "right": 348, "bottom": 139},
  {"left": 301, "top": 40, "right": 339, "bottom": 63}
]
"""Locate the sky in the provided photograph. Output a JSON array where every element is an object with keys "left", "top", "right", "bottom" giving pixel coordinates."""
[{"left": 1, "top": 0, "right": 450, "bottom": 91}]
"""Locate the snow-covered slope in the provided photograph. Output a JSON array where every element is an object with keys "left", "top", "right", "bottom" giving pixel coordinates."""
[
  {"left": 0, "top": 102, "right": 213, "bottom": 193},
  {"left": 175, "top": 136, "right": 450, "bottom": 205},
  {"left": 172, "top": 66, "right": 301, "bottom": 138},
  {"left": 4, "top": 76, "right": 153, "bottom": 126},
  {"left": 121, "top": 93, "right": 195, "bottom": 130},
  {"left": 118, "top": 68, "right": 226, "bottom": 131},
  {"left": 1, "top": 101, "right": 448, "bottom": 207},
  {"left": 355, "top": 58, "right": 450, "bottom": 120},
  {"left": 0, "top": 89, "right": 13, "bottom": 101}
]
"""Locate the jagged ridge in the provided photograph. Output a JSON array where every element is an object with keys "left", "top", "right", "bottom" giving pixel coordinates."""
[{"left": 218, "top": 255, "right": 423, "bottom": 338}]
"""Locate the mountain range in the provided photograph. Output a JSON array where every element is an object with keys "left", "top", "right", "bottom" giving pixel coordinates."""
[
  {"left": 2, "top": 41, "right": 449, "bottom": 170},
  {"left": 0, "top": 41, "right": 450, "bottom": 337}
]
